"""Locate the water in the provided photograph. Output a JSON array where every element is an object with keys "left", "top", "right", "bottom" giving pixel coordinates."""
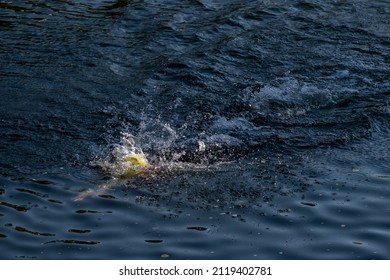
[{"left": 0, "top": 0, "right": 389, "bottom": 259}]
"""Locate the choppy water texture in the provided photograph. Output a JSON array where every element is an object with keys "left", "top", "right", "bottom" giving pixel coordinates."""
[{"left": 1, "top": 0, "right": 390, "bottom": 259}]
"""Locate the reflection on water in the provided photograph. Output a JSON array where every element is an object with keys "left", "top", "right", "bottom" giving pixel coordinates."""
[{"left": 0, "top": 0, "right": 389, "bottom": 259}]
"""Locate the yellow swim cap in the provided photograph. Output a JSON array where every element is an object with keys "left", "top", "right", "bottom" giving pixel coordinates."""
[
  {"left": 124, "top": 154, "right": 148, "bottom": 167},
  {"left": 122, "top": 153, "right": 148, "bottom": 177}
]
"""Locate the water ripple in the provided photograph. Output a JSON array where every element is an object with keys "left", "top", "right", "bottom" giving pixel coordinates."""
[{"left": 1, "top": 0, "right": 389, "bottom": 260}]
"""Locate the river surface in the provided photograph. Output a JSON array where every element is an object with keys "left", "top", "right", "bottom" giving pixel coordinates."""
[{"left": 1, "top": 0, "right": 389, "bottom": 259}]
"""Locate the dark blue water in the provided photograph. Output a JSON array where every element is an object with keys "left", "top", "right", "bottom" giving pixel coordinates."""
[{"left": 1, "top": 0, "right": 389, "bottom": 259}]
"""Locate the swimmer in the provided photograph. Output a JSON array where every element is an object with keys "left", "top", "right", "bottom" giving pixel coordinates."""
[{"left": 74, "top": 138, "right": 244, "bottom": 202}]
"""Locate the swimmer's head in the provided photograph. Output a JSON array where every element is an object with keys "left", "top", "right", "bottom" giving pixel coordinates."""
[
  {"left": 124, "top": 154, "right": 148, "bottom": 167},
  {"left": 121, "top": 153, "right": 148, "bottom": 177}
]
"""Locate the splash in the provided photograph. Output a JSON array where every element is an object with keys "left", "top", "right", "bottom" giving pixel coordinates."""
[{"left": 74, "top": 121, "right": 221, "bottom": 201}]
